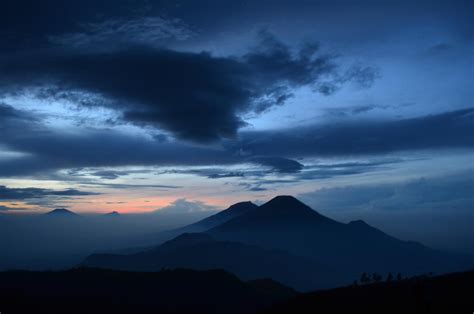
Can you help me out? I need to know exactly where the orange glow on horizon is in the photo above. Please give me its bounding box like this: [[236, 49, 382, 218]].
[[66, 194, 232, 214]]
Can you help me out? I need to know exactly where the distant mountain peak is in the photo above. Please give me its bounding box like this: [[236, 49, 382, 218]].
[[105, 211, 120, 217], [45, 208, 78, 217]]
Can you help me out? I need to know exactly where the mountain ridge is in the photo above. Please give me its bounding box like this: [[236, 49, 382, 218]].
[[45, 208, 79, 217], [82, 195, 474, 291]]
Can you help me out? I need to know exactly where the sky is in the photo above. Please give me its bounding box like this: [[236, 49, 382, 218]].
[[0, 0, 472, 233]]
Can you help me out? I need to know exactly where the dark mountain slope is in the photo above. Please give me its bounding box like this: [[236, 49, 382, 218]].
[[210, 196, 471, 277], [124, 201, 259, 250], [82, 233, 341, 291]]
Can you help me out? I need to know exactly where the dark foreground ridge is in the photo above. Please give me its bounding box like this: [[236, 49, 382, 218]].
[[0, 268, 296, 314], [265, 270, 474, 314], [0, 268, 471, 314]]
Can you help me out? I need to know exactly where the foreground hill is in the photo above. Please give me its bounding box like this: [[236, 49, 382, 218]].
[[0, 268, 296, 314], [264, 270, 474, 314], [82, 233, 343, 290]]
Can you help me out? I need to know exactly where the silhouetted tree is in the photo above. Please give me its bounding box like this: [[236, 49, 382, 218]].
[[386, 272, 393, 282], [396, 273, 403, 281], [360, 272, 370, 284], [372, 273, 382, 283]]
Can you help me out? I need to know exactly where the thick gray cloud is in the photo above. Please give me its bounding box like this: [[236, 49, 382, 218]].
[[0, 38, 369, 142], [0, 105, 473, 177], [0, 0, 153, 51], [0, 185, 99, 200], [234, 108, 474, 157], [300, 171, 474, 213], [250, 156, 303, 173]]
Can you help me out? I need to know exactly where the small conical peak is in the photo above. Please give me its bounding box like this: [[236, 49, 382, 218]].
[[46, 208, 78, 216], [105, 211, 120, 217]]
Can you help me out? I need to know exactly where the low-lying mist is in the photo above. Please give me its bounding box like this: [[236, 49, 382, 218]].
[[0, 210, 214, 271]]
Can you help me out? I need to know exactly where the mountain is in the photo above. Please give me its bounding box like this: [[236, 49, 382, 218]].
[[104, 211, 120, 217], [0, 268, 296, 314], [265, 270, 474, 314], [82, 233, 342, 291], [210, 195, 472, 278], [128, 201, 259, 249], [83, 195, 473, 291], [45, 208, 79, 217], [185, 201, 258, 231]]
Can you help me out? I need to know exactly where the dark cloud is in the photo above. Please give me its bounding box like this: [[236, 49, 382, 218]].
[[250, 156, 303, 173], [234, 108, 474, 157], [425, 43, 453, 56], [0, 0, 152, 51], [0, 107, 472, 178], [297, 159, 404, 180], [0, 109, 239, 176], [79, 183, 181, 190], [88, 169, 154, 180], [300, 171, 474, 212], [50, 16, 194, 48], [90, 170, 125, 180], [323, 104, 389, 118], [0, 32, 375, 142], [0, 103, 37, 129], [0, 185, 99, 201], [207, 172, 245, 179]]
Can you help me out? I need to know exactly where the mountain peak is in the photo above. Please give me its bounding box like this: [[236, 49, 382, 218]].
[[259, 195, 317, 217], [267, 195, 305, 205], [45, 208, 78, 217], [187, 201, 258, 230], [104, 211, 120, 217], [226, 201, 257, 213], [211, 196, 328, 231]]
